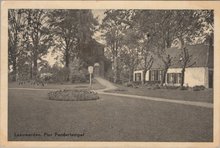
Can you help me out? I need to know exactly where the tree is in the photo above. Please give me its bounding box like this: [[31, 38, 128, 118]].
[[22, 9, 53, 79], [119, 46, 139, 82], [49, 10, 97, 67], [49, 10, 79, 68], [101, 10, 134, 83], [178, 47, 196, 86], [137, 33, 154, 84], [48, 10, 97, 81], [8, 9, 25, 81]]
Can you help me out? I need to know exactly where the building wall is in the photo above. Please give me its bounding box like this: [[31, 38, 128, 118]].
[[167, 68, 182, 73], [135, 67, 209, 88], [145, 70, 149, 81], [184, 67, 208, 87]]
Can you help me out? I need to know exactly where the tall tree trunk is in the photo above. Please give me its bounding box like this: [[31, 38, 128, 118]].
[[113, 40, 119, 83], [33, 57, 38, 79], [12, 57, 17, 81], [128, 70, 131, 83], [65, 47, 70, 81], [165, 31, 171, 48], [113, 56, 118, 83], [161, 67, 168, 86], [129, 67, 134, 83], [181, 67, 185, 87], [65, 51, 69, 68], [30, 60, 33, 80], [11, 41, 18, 81], [142, 56, 147, 84], [143, 70, 147, 84]]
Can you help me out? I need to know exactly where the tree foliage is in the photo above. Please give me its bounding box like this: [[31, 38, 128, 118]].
[[48, 10, 98, 68], [8, 9, 26, 81]]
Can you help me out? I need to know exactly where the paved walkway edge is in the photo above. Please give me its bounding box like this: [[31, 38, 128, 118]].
[[98, 92, 213, 109], [94, 77, 212, 109]]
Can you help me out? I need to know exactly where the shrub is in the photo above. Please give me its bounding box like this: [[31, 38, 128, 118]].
[[164, 85, 179, 90], [144, 81, 160, 86], [48, 89, 99, 101], [152, 84, 161, 90], [105, 68, 114, 82], [133, 81, 142, 85], [49, 67, 70, 83], [71, 72, 87, 83], [178, 86, 188, 90], [124, 82, 134, 87], [70, 68, 88, 83], [192, 85, 205, 91]]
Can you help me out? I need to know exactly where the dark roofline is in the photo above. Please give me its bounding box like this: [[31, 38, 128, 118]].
[[150, 43, 213, 69]]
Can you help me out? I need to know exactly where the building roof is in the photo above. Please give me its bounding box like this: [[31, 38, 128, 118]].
[[151, 44, 213, 69]]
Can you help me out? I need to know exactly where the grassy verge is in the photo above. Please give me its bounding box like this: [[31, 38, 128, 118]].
[[8, 79, 105, 90], [8, 89, 213, 141], [105, 84, 213, 103]]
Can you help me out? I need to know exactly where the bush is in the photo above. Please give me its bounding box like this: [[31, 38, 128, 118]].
[[71, 73, 87, 83], [70, 68, 88, 83], [124, 82, 134, 87], [105, 68, 114, 82], [164, 85, 179, 90], [144, 81, 160, 86], [123, 81, 141, 88], [48, 89, 99, 101], [152, 84, 161, 90], [178, 86, 188, 90], [49, 67, 70, 83], [133, 81, 142, 86], [192, 85, 205, 91]]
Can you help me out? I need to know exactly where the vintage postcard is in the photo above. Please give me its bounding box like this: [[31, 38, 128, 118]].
[[1, 1, 220, 148]]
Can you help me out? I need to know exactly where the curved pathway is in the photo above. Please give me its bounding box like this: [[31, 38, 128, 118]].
[[94, 77, 117, 92], [94, 77, 213, 109]]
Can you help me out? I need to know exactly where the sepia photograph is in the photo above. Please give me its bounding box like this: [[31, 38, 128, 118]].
[[1, 1, 220, 148]]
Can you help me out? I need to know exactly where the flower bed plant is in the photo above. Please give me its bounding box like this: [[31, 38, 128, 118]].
[[48, 89, 99, 101], [192, 85, 205, 91]]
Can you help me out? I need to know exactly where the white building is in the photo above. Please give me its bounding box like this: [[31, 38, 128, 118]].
[[133, 44, 213, 88]]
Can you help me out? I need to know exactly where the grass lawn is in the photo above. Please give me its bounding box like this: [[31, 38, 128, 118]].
[[106, 84, 213, 103], [8, 79, 105, 90], [8, 89, 213, 141]]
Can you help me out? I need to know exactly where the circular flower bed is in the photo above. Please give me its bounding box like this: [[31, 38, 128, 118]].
[[48, 89, 99, 101]]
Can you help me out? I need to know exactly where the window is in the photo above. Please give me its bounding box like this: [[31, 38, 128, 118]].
[[154, 70, 159, 81], [149, 70, 162, 82], [173, 73, 177, 83], [151, 70, 155, 81], [135, 73, 141, 81], [167, 73, 182, 84]]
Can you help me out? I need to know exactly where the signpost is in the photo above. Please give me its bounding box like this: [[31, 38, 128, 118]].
[[88, 66, 93, 89]]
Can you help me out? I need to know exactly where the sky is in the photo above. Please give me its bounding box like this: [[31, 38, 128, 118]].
[[92, 9, 106, 44]]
